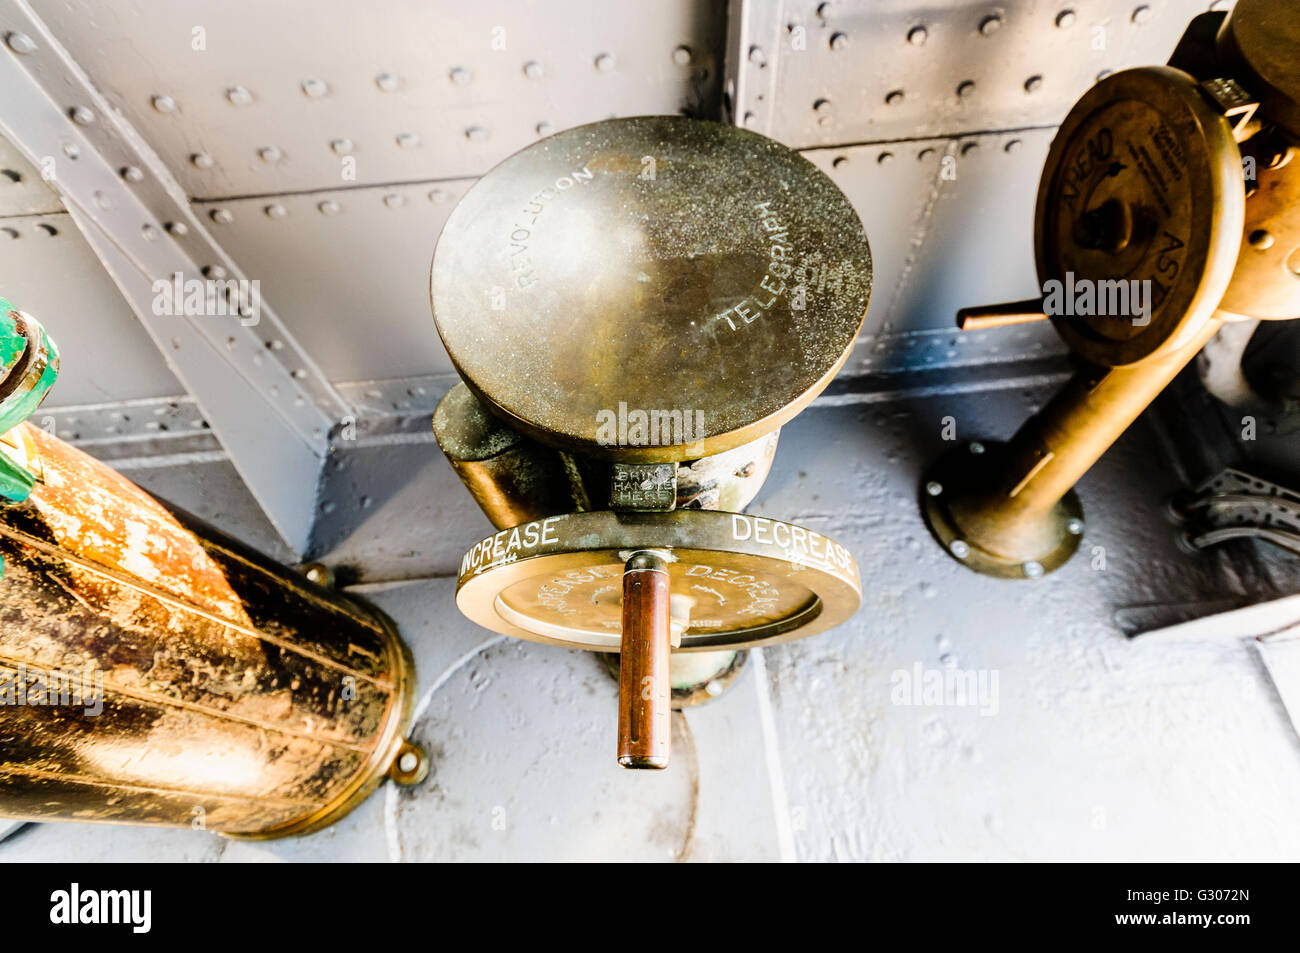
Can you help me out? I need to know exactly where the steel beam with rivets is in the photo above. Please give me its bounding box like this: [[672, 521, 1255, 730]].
[[0, 1, 352, 554]]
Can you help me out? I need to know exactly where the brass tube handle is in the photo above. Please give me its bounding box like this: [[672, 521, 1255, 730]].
[[618, 552, 672, 769], [956, 299, 1049, 331]]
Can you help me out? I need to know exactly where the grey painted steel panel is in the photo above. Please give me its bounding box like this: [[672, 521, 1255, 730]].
[[193, 179, 474, 382], [31, 0, 727, 197], [0, 132, 60, 215], [728, 0, 1231, 148], [0, 210, 184, 404]]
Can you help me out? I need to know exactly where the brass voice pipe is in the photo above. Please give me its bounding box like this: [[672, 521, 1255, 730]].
[[0, 423, 422, 836], [953, 318, 1224, 548], [617, 552, 672, 769]]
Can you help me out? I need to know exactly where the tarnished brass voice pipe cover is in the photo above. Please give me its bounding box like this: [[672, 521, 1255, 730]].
[[0, 424, 419, 837]]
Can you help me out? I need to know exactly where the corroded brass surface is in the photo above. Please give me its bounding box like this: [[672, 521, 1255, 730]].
[[456, 510, 861, 652], [431, 116, 872, 463], [1220, 134, 1300, 321], [435, 378, 780, 527], [1035, 67, 1245, 367], [1218, 0, 1300, 140], [0, 424, 415, 837], [434, 381, 588, 530]]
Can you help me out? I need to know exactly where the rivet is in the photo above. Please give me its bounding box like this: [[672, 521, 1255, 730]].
[[428, 188, 446, 203], [926, 481, 944, 497], [61, 142, 79, 159], [330, 138, 353, 155], [383, 192, 405, 209], [672, 46, 692, 66], [535, 120, 554, 136], [69, 106, 95, 125], [141, 223, 160, 241], [93, 191, 111, 210], [395, 132, 420, 149], [523, 60, 544, 79], [595, 52, 616, 71], [318, 199, 341, 215], [747, 45, 765, 67], [816, 1, 832, 17], [705, 679, 724, 697], [1056, 9, 1077, 28], [1023, 560, 1045, 579], [962, 141, 979, 156], [202, 265, 227, 279], [1, 226, 19, 240], [165, 221, 188, 236], [885, 89, 904, 106], [120, 165, 144, 182], [151, 94, 176, 113], [907, 25, 928, 45], [813, 97, 832, 114], [190, 152, 214, 170], [258, 145, 282, 163], [1005, 138, 1023, 153], [1132, 5, 1152, 24], [918, 147, 935, 160], [5, 32, 36, 54], [1097, 69, 1113, 81], [264, 203, 287, 219], [878, 151, 894, 164], [1025, 75, 1043, 93], [209, 208, 232, 225], [375, 72, 399, 92], [35, 223, 57, 236], [979, 14, 1002, 36], [301, 77, 328, 98], [226, 86, 253, 106], [970, 441, 986, 454], [1249, 229, 1275, 250], [832, 155, 848, 168], [465, 125, 487, 143], [1066, 518, 1085, 535], [745, 111, 759, 127], [957, 80, 976, 98], [829, 32, 848, 51], [1286, 247, 1300, 277], [950, 540, 971, 559]]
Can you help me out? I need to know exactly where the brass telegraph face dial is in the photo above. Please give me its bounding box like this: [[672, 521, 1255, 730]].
[[1035, 67, 1245, 366], [456, 510, 861, 651], [431, 116, 872, 462]]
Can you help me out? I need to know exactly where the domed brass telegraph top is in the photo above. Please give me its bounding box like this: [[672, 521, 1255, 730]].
[[432, 116, 871, 769]]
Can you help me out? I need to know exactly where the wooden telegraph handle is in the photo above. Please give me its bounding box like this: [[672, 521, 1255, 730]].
[[618, 552, 672, 769]]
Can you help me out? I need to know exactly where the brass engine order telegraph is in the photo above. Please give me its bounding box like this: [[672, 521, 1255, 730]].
[[432, 116, 870, 768], [921, 0, 1300, 579]]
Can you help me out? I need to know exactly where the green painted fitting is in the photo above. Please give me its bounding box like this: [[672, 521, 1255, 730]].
[[0, 297, 60, 521], [0, 297, 60, 440]]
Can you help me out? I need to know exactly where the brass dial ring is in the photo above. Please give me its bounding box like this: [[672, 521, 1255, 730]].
[[456, 510, 862, 652]]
